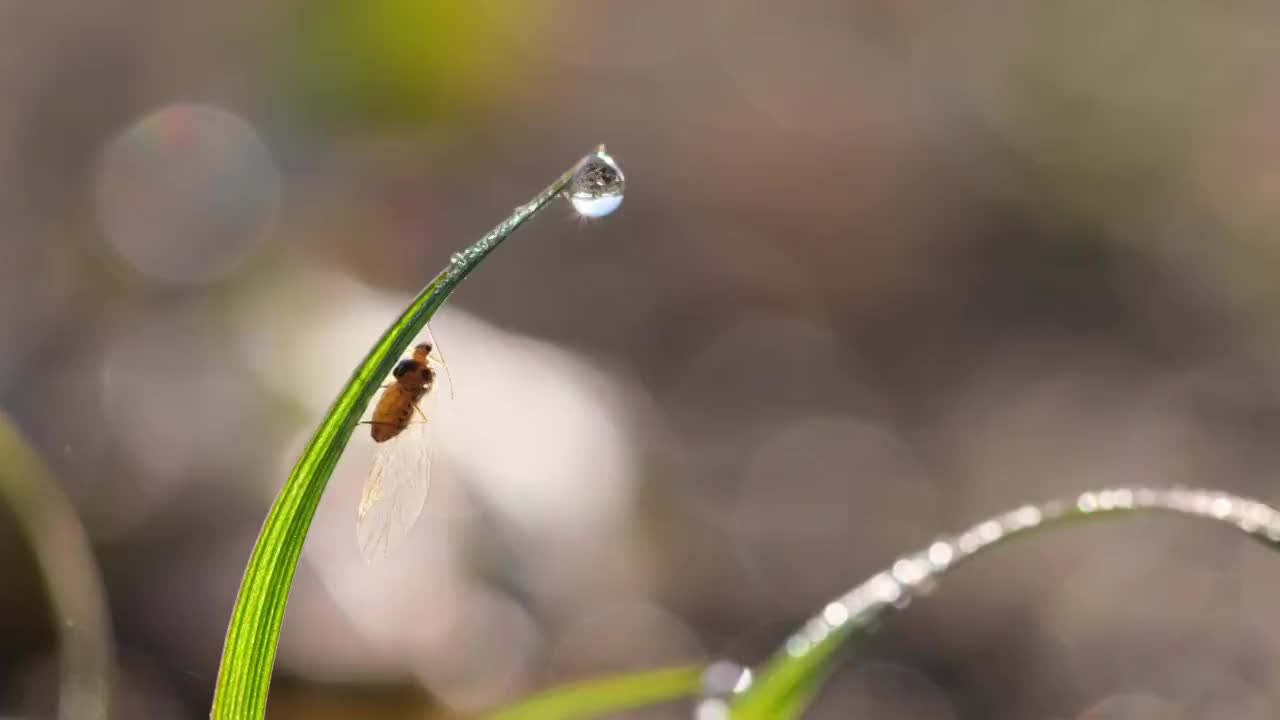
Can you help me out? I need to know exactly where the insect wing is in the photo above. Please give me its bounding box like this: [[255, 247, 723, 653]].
[[356, 402, 433, 561], [423, 324, 456, 401]]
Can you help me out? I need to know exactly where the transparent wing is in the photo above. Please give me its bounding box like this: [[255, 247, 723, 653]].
[[423, 324, 456, 401], [356, 405, 433, 562]]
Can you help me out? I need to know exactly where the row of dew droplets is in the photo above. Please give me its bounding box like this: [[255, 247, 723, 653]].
[[447, 146, 625, 272], [700, 486, 1280, 718]]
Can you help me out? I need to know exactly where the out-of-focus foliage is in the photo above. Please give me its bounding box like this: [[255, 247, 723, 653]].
[[483, 666, 700, 720], [0, 412, 112, 720], [277, 0, 535, 127]]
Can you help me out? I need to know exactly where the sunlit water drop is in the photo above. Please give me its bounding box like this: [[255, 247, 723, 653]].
[[694, 660, 752, 720], [567, 148, 625, 218]]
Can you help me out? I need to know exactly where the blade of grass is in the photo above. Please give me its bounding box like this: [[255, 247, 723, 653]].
[[769, 665, 830, 720], [481, 666, 701, 720], [212, 148, 609, 719], [0, 411, 114, 720], [730, 487, 1280, 719]]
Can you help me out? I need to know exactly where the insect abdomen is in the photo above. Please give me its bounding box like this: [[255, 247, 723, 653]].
[[370, 385, 419, 442]]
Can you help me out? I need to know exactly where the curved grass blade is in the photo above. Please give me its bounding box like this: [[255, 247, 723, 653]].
[[730, 487, 1280, 719], [482, 666, 701, 720], [768, 668, 828, 720], [212, 148, 610, 719], [0, 410, 114, 720]]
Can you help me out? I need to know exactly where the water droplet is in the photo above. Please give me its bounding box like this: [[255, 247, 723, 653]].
[[693, 660, 752, 720], [785, 635, 812, 657], [1077, 492, 1099, 512], [822, 601, 850, 628], [700, 660, 752, 698], [694, 698, 730, 720], [868, 572, 902, 604], [568, 149, 625, 218], [926, 540, 955, 569]]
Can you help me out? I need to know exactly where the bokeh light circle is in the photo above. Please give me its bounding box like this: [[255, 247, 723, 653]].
[[96, 102, 281, 285]]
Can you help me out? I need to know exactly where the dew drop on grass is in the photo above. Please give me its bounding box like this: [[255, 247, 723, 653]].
[[700, 660, 752, 698], [696, 660, 752, 720], [567, 148, 625, 218]]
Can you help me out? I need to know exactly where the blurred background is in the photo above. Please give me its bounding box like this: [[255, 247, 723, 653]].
[[4, 1, 1280, 718]]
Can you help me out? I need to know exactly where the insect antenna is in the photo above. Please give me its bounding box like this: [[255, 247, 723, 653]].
[[423, 324, 456, 400]]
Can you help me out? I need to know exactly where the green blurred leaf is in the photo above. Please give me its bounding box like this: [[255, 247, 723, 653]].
[[482, 666, 701, 720], [0, 412, 113, 720], [279, 0, 537, 127]]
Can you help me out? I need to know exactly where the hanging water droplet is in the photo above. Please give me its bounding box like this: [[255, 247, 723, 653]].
[[568, 148, 625, 218]]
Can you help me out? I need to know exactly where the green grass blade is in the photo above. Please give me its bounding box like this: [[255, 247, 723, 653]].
[[730, 487, 1280, 719], [212, 149, 604, 719], [768, 666, 830, 720], [0, 411, 114, 720], [482, 666, 702, 720]]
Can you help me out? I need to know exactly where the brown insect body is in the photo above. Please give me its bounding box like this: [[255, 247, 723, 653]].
[[369, 343, 435, 443]]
